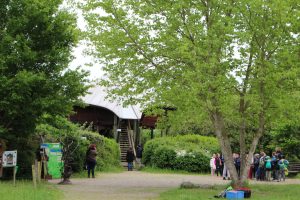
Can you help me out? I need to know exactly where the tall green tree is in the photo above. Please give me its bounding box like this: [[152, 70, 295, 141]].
[[0, 0, 88, 164], [83, 0, 299, 187]]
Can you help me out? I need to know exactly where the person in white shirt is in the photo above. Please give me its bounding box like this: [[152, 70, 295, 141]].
[[210, 154, 216, 176]]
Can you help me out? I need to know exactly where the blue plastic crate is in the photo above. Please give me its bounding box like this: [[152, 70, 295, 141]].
[[226, 191, 244, 200]]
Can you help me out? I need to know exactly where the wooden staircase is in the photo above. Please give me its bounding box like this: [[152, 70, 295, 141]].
[[119, 123, 130, 168]]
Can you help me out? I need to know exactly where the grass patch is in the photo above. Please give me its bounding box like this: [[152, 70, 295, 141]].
[[293, 174, 300, 179], [0, 180, 63, 200], [141, 166, 207, 175], [99, 165, 124, 173], [159, 184, 300, 200]]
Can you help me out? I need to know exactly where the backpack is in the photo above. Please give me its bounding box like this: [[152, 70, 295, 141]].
[[283, 159, 289, 167], [259, 157, 265, 167], [278, 160, 285, 170], [265, 160, 271, 169]]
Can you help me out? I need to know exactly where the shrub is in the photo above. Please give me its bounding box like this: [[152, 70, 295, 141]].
[[81, 131, 120, 170], [36, 118, 120, 175], [143, 134, 219, 173], [152, 146, 176, 169]]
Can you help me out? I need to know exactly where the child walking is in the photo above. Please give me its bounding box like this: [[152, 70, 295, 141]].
[[278, 155, 289, 182]]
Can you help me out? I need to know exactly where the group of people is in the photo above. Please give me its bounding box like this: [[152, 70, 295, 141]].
[[210, 148, 289, 182], [250, 148, 289, 182], [84, 144, 143, 177], [209, 153, 237, 180]]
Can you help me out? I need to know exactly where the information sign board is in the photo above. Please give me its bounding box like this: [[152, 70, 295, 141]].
[[41, 143, 63, 178], [2, 151, 17, 167]]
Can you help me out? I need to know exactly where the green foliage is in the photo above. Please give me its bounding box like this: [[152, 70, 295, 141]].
[[36, 117, 120, 173], [0, 0, 88, 146], [152, 146, 177, 169], [141, 129, 163, 145], [0, 0, 89, 178], [143, 135, 219, 173], [262, 126, 300, 161]]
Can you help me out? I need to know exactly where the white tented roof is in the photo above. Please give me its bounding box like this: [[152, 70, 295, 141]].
[[82, 86, 142, 120]]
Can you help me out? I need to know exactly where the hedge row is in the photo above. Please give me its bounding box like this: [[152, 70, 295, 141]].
[[143, 134, 220, 172]]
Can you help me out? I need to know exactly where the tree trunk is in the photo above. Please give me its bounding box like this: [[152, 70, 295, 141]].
[[212, 110, 266, 188], [239, 94, 247, 185], [212, 111, 239, 184]]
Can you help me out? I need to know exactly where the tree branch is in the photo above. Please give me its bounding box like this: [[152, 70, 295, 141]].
[[111, 5, 160, 69]]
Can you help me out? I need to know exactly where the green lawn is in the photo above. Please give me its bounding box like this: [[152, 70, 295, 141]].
[[159, 184, 300, 200], [0, 181, 63, 200]]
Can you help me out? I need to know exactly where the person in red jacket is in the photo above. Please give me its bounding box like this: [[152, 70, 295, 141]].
[[86, 144, 97, 178]]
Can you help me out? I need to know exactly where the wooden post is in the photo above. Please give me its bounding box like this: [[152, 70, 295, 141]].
[[34, 160, 38, 184], [43, 160, 47, 179], [0, 140, 5, 178], [113, 114, 118, 140], [32, 165, 36, 188], [13, 166, 16, 187], [37, 162, 41, 183], [151, 128, 154, 139]]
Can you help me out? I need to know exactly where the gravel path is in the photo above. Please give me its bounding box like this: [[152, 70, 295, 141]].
[[50, 171, 300, 200]]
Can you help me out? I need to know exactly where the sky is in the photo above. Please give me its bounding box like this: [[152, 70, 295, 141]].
[[67, 1, 104, 82]]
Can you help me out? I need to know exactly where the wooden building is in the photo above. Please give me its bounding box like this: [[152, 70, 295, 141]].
[[70, 86, 141, 163]]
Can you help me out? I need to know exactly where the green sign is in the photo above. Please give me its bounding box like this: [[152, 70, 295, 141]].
[[41, 143, 63, 179]]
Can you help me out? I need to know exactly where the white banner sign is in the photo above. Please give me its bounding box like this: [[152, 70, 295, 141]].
[[2, 151, 17, 167]]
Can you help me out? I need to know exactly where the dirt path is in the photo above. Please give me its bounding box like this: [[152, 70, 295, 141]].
[[50, 171, 300, 200]]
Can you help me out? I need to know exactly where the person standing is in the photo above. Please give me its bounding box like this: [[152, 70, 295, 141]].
[[136, 144, 143, 168], [234, 153, 241, 177], [210, 154, 216, 176], [222, 163, 230, 180], [86, 144, 97, 178], [278, 155, 289, 182], [253, 154, 260, 179], [215, 153, 222, 176], [126, 147, 135, 171], [257, 152, 266, 181], [265, 156, 272, 181], [271, 152, 278, 180]]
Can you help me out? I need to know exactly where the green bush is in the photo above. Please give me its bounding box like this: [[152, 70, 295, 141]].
[[81, 131, 120, 171], [152, 146, 176, 169], [36, 117, 120, 175], [143, 135, 219, 173]]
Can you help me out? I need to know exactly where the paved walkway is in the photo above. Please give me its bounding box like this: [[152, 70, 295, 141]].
[[50, 171, 300, 200]]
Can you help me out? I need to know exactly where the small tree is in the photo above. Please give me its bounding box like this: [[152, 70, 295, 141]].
[[37, 116, 82, 184]]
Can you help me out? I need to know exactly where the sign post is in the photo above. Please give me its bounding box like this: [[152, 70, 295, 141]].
[[0, 139, 4, 178], [2, 150, 17, 186]]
